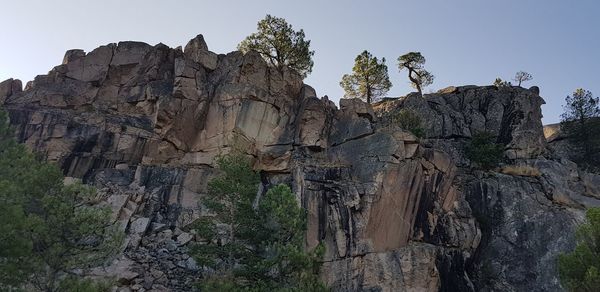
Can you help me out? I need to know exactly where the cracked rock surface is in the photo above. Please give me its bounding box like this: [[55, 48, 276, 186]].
[[2, 35, 599, 291]]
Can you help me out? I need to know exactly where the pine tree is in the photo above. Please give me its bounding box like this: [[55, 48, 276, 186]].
[[560, 88, 600, 171], [397, 52, 434, 95], [340, 50, 392, 103], [238, 15, 315, 78], [0, 109, 121, 291], [192, 153, 261, 286], [192, 153, 326, 291], [0, 110, 35, 288], [558, 207, 600, 291]]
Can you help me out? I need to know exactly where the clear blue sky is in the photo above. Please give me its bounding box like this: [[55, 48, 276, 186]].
[[1, 0, 599, 124]]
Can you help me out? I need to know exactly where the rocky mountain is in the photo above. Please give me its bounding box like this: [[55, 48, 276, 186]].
[[2, 34, 599, 292]]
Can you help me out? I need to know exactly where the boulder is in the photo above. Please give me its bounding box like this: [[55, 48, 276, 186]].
[[184, 34, 218, 70], [62, 49, 85, 64], [0, 78, 22, 103]]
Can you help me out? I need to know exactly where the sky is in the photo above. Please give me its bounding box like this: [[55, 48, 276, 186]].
[[1, 0, 599, 124]]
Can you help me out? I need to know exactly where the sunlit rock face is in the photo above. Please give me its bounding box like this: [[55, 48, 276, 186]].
[[2, 35, 598, 291]]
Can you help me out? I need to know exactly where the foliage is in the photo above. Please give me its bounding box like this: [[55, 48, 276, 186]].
[[238, 14, 315, 78], [57, 276, 112, 292], [560, 88, 600, 171], [192, 153, 260, 273], [558, 207, 600, 292], [466, 132, 504, 170], [513, 71, 533, 86], [0, 109, 121, 292], [493, 77, 511, 87], [397, 52, 434, 95], [0, 111, 34, 289], [392, 109, 425, 138], [253, 185, 326, 291], [339, 50, 392, 104], [192, 153, 327, 291], [29, 183, 122, 292]]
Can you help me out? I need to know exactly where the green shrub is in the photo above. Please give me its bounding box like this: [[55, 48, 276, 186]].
[[466, 132, 504, 169], [393, 109, 425, 138], [493, 77, 511, 87], [0, 109, 122, 291], [58, 276, 113, 292], [192, 153, 327, 291], [558, 207, 600, 292]]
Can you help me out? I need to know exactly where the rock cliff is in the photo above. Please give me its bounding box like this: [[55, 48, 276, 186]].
[[2, 35, 599, 291]]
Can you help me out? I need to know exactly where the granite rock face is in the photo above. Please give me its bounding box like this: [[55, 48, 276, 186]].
[[2, 35, 599, 291]]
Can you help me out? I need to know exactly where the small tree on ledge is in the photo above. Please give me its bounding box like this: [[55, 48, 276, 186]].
[[513, 71, 533, 87]]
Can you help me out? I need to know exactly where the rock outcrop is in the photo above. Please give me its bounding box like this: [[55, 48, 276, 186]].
[[2, 35, 599, 291]]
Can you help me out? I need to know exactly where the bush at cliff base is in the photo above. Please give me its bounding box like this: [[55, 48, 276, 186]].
[[558, 207, 600, 291], [191, 153, 327, 291], [0, 109, 121, 292]]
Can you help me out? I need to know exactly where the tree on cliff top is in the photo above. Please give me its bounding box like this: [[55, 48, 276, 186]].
[[560, 88, 600, 171], [192, 153, 326, 291], [238, 15, 315, 78], [0, 109, 121, 292], [513, 71, 533, 87], [397, 52, 434, 95], [558, 207, 600, 292], [340, 50, 392, 104]]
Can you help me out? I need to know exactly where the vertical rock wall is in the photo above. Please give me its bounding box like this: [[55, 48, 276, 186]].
[[2, 36, 599, 291]]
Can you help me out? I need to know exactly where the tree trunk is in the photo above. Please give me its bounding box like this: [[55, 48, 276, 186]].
[[365, 76, 371, 104], [408, 70, 422, 95], [46, 269, 57, 292]]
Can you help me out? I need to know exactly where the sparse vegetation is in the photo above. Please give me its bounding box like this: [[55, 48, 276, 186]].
[[466, 132, 504, 170], [558, 207, 600, 292], [340, 50, 392, 104], [500, 165, 541, 177], [494, 77, 511, 87], [397, 52, 434, 95], [58, 276, 113, 292], [393, 109, 425, 138], [238, 15, 315, 78]]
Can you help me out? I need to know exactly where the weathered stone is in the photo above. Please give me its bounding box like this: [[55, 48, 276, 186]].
[[0, 78, 22, 103], [184, 34, 218, 70], [3, 35, 598, 292], [62, 49, 86, 64], [130, 217, 150, 234], [65, 44, 113, 82], [176, 232, 193, 246]]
